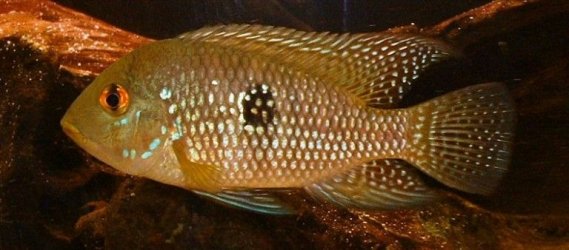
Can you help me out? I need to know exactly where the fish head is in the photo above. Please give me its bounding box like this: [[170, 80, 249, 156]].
[[61, 46, 181, 183]]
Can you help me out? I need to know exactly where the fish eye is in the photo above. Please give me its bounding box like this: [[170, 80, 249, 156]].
[[99, 83, 129, 115]]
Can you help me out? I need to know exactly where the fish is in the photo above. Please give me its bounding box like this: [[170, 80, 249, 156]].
[[60, 24, 515, 214]]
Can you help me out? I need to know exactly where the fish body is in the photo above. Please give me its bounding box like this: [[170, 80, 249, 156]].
[[61, 25, 515, 214]]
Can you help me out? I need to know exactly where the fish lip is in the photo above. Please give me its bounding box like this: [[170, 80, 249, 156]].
[[60, 117, 117, 169], [61, 117, 90, 147], [61, 118, 81, 139]]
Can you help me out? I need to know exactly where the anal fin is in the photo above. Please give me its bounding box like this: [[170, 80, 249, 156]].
[[305, 159, 437, 210], [193, 189, 295, 215]]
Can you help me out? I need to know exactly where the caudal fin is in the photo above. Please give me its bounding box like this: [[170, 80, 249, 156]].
[[404, 82, 515, 195]]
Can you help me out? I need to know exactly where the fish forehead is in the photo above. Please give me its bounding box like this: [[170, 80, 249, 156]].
[[153, 43, 409, 188]]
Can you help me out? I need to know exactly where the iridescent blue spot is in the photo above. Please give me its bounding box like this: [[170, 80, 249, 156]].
[[141, 151, 152, 159], [168, 104, 177, 114], [161, 125, 168, 135], [119, 118, 129, 125], [135, 110, 141, 119], [122, 149, 129, 158], [160, 87, 172, 100], [171, 131, 182, 141], [130, 149, 136, 160], [149, 138, 161, 151], [174, 117, 183, 131]]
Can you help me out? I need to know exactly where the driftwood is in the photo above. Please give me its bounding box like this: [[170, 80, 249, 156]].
[[1, 0, 569, 249]]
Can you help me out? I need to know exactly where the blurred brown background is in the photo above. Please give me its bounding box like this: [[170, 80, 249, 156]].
[[1, 0, 569, 249]]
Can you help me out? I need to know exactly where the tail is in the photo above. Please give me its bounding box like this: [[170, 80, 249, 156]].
[[404, 82, 515, 195]]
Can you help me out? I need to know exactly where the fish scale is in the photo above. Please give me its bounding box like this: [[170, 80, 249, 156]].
[[61, 24, 515, 214], [161, 45, 408, 188]]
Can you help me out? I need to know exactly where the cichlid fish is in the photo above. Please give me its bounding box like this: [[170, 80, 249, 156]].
[[61, 25, 515, 214]]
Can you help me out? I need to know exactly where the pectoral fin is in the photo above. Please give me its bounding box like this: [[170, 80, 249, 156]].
[[193, 189, 295, 215], [172, 140, 221, 193], [305, 159, 437, 210]]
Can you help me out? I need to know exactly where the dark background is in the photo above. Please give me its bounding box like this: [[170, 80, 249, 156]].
[[2, 0, 569, 249], [54, 0, 490, 38]]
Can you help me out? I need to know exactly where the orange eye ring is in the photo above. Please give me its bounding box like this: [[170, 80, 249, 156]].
[[99, 83, 129, 115]]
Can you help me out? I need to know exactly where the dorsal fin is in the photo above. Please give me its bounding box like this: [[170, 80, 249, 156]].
[[179, 24, 459, 108]]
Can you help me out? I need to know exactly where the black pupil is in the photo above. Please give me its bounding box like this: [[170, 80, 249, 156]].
[[106, 92, 120, 109]]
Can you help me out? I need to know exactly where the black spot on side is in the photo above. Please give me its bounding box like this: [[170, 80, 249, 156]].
[[242, 84, 276, 128]]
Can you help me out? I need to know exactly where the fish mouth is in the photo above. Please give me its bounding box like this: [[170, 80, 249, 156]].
[[61, 118, 82, 140], [60, 117, 117, 169], [62, 120, 78, 137], [60, 117, 91, 149]]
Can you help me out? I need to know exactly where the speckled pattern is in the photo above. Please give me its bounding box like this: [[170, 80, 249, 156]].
[[140, 24, 460, 190], [61, 25, 514, 209], [159, 41, 408, 188], [405, 83, 514, 194]]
